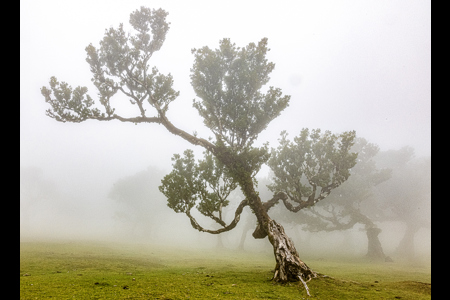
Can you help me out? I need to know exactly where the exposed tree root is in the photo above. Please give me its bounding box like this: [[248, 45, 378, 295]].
[[298, 275, 311, 296]]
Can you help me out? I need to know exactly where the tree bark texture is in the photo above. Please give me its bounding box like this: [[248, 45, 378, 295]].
[[236, 178, 317, 291], [267, 219, 317, 283]]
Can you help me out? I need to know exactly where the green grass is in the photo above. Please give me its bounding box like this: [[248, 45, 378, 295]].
[[20, 240, 430, 299]]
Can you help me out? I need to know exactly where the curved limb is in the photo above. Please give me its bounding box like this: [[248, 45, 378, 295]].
[[280, 185, 334, 213], [185, 199, 249, 234]]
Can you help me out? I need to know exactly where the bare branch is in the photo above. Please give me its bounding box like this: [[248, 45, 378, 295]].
[[147, 94, 217, 153], [262, 192, 288, 212]]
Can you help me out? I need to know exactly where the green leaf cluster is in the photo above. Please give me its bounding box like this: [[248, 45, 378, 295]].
[[85, 7, 178, 115], [290, 138, 393, 233], [41, 77, 101, 122], [42, 7, 179, 122], [268, 129, 357, 204], [159, 150, 238, 224], [190, 38, 290, 149]]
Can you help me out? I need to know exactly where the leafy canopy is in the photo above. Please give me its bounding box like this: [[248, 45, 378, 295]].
[[267, 129, 358, 212], [159, 150, 237, 223], [290, 138, 392, 232], [191, 38, 290, 150], [41, 7, 178, 123], [40, 6, 358, 240]]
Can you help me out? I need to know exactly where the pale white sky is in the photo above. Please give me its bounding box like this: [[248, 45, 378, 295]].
[[20, 0, 430, 202]]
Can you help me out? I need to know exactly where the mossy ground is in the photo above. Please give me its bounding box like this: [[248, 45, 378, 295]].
[[20, 241, 430, 299]]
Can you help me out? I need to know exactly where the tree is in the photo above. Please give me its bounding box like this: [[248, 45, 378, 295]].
[[108, 166, 169, 239], [20, 167, 60, 233], [20, 167, 85, 238], [373, 147, 431, 259], [266, 129, 358, 214], [159, 150, 238, 232], [282, 138, 392, 260], [41, 7, 357, 294]]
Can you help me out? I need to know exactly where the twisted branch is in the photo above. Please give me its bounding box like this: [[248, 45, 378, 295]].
[[185, 199, 248, 234]]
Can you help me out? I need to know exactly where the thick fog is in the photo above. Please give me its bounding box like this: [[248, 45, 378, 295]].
[[20, 0, 430, 260]]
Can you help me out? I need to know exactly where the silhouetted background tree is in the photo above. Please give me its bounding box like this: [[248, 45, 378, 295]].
[[285, 138, 392, 260], [372, 147, 431, 259]]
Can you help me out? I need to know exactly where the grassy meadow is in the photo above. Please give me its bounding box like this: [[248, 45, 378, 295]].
[[20, 240, 430, 299]]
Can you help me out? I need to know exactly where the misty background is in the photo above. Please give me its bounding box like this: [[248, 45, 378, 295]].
[[20, 0, 430, 259]]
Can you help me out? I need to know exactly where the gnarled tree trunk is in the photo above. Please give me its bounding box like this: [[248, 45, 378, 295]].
[[365, 227, 385, 260], [353, 211, 387, 261], [395, 222, 420, 259], [216, 149, 318, 295], [267, 219, 317, 283], [244, 188, 317, 295]]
